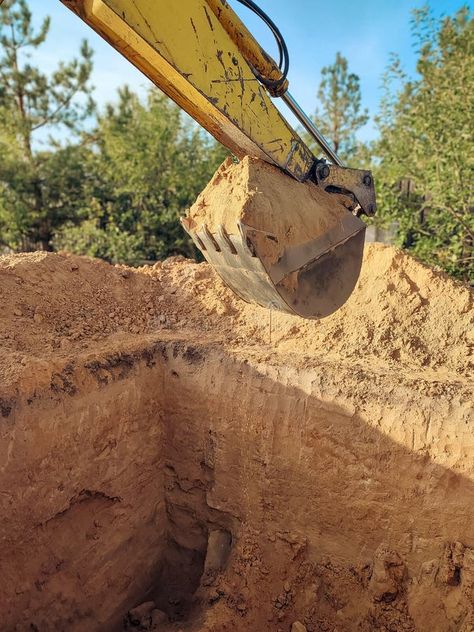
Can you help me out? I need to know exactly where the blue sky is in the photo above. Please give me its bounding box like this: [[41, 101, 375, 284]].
[[30, 0, 468, 143]]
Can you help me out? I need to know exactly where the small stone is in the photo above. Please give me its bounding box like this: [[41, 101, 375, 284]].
[[33, 311, 43, 324], [291, 622, 307, 632], [208, 589, 221, 604], [150, 608, 167, 625], [277, 593, 286, 604], [368, 544, 405, 602], [13, 309, 21, 317], [128, 601, 156, 626], [284, 581, 291, 592], [204, 529, 232, 573], [60, 338, 71, 350], [70, 263, 79, 271], [120, 269, 130, 279]]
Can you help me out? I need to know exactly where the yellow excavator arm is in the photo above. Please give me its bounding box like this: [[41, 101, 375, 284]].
[[13, 0, 378, 318], [61, 1, 374, 200], [61, 0, 310, 180]]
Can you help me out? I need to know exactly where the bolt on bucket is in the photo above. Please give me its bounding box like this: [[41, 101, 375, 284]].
[[181, 156, 366, 319]]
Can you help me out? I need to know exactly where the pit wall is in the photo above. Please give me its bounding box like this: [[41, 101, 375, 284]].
[[0, 342, 168, 631], [1, 336, 473, 631]]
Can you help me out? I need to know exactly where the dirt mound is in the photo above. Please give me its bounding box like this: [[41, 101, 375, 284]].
[[1, 243, 472, 380], [0, 244, 473, 632], [0, 251, 160, 388]]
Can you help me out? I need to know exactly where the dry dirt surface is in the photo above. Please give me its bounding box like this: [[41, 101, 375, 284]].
[[0, 243, 473, 632]]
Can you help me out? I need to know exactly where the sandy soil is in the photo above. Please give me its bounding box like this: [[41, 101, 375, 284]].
[[0, 243, 473, 631]]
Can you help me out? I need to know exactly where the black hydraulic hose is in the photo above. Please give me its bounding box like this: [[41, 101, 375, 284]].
[[235, 0, 289, 93], [234, 0, 343, 165]]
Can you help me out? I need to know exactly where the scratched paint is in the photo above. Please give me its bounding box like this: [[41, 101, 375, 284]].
[[60, 0, 315, 181]]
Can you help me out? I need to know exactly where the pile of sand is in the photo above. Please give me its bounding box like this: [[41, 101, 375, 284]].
[[1, 242, 471, 383], [0, 243, 473, 632]]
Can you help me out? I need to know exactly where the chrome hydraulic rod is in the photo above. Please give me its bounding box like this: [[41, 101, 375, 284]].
[[281, 92, 345, 167]]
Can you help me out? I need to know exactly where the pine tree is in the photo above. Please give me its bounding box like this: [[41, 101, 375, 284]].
[[306, 52, 369, 163], [0, 0, 94, 250]]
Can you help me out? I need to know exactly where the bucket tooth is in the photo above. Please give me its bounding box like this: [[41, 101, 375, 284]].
[[218, 225, 237, 255], [203, 225, 221, 252]]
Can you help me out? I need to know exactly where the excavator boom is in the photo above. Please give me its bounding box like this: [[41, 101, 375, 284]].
[[51, 1, 376, 317], [62, 0, 316, 179]]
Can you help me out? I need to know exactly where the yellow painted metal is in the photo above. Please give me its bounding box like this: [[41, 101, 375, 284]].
[[61, 0, 314, 181], [205, 0, 288, 94]]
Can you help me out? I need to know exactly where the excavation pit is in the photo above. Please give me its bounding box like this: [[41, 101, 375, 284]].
[[0, 244, 473, 631]]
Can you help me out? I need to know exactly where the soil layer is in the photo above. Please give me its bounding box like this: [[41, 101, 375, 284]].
[[0, 244, 473, 632]]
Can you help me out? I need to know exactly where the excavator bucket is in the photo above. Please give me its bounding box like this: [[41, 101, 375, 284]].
[[182, 157, 366, 319]]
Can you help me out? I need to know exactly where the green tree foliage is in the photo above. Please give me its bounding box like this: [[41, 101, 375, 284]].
[[0, 0, 227, 264], [52, 88, 228, 264], [53, 218, 144, 265], [0, 0, 94, 250], [374, 6, 473, 281], [305, 52, 369, 163]]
